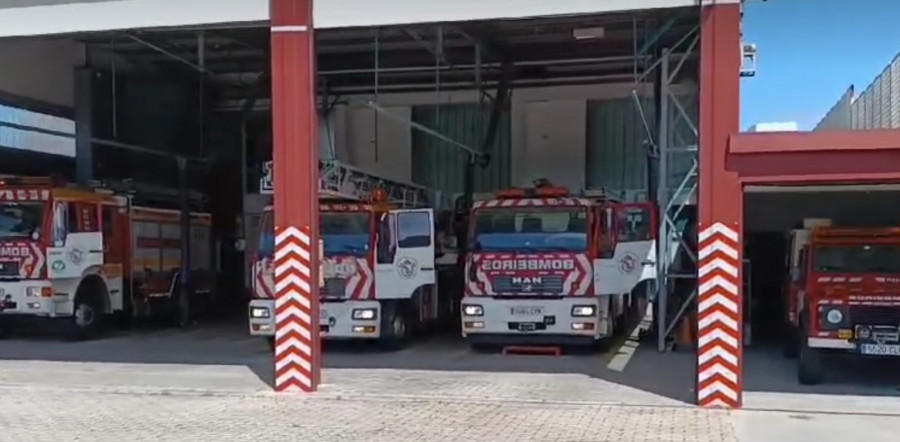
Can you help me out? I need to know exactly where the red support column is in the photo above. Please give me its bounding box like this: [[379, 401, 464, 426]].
[[696, 0, 743, 409], [270, 0, 321, 392]]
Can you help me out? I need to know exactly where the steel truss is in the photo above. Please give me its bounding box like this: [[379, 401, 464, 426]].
[[630, 23, 700, 352]]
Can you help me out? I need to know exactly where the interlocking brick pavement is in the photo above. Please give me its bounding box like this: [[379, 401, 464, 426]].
[[0, 359, 738, 442], [5, 324, 897, 441], [0, 382, 737, 442]]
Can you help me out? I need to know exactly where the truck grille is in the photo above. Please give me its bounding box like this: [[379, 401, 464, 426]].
[[850, 305, 900, 326], [321, 278, 348, 299], [0, 261, 19, 277], [492, 275, 565, 293]]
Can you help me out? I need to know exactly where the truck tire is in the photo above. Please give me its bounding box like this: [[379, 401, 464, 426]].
[[379, 302, 410, 350], [797, 327, 824, 385], [71, 295, 104, 341], [70, 278, 108, 341]]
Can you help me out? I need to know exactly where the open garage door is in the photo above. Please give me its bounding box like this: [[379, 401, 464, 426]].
[[0, 0, 727, 428], [743, 184, 900, 392]]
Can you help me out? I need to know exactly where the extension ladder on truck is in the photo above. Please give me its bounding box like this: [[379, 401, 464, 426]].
[[259, 159, 433, 208]]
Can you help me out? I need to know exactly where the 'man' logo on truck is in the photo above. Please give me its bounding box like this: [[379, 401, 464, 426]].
[[511, 276, 543, 285], [482, 259, 574, 271], [0, 247, 29, 257]]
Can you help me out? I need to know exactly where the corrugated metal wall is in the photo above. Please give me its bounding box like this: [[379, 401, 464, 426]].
[[815, 53, 900, 131], [586, 97, 647, 191], [813, 86, 854, 131], [586, 94, 697, 195], [410, 103, 511, 193]]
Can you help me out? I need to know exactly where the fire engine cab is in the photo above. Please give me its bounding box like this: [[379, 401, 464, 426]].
[[460, 182, 657, 348], [784, 219, 900, 385], [0, 176, 213, 340], [248, 160, 444, 347]]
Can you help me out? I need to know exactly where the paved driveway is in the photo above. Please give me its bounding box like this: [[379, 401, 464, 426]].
[[1, 322, 898, 441]]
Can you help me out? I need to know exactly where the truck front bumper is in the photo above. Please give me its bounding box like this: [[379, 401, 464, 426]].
[[248, 299, 276, 337], [0, 280, 64, 319], [460, 296, 611, 344], [248, 299, 383, 340]]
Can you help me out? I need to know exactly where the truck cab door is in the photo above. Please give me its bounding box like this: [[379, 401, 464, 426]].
[[374, 208, 436, 300], [47, 200, 105, 279], [593, 203, 656, 295]]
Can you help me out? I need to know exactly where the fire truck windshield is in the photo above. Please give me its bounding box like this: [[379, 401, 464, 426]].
[[471, 207, 587, 253], [813, 243, 900, 274], [256, 211, 370, 259], [0, 202, 43, 239], [321, 212, 370, 257]]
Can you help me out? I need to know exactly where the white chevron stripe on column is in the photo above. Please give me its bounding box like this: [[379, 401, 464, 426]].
[[273, 225, 318, 392], [696, 222, 742, 409]]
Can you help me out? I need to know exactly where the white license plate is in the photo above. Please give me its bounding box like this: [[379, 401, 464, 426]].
[[859, 343, 900, 356], [511, 306, 543, 316]]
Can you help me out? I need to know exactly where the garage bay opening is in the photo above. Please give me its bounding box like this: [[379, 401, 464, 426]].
[[743, 184, 900, 390]]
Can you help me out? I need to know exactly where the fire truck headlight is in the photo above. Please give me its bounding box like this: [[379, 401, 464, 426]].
[[571, 305, 596, 317], [825, 308, 843, 325], [462, 304, 483, 316], [250, 307, 270, 319], [352, 308, 377, 320], [856, 325, 872, 340]]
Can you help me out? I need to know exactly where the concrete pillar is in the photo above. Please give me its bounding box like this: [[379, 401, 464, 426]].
[[696, 0, 743, 409], [269, 0, 322, 393]]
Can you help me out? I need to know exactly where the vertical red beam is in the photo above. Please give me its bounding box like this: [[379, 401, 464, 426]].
[[696, 1, 743, 409], [270, 0, 321, 392]]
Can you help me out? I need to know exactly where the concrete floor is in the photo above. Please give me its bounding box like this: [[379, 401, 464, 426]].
[[1, 321, 898, 441]]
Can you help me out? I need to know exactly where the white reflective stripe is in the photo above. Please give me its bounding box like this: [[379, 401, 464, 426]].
[[807, 338, 854, 349], [272, 25, 309, 32]]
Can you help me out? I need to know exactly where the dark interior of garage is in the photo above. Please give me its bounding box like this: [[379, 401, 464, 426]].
[[743, 187, 900, 345], [0, 8, 698, 328]]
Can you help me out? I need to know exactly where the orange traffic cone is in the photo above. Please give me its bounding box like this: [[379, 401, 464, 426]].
[[675, 316, 694, 351]]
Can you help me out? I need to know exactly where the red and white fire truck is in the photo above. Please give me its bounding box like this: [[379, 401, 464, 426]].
[[0, 176, 213, 339], [460, 183, 657, 348], [784, 219, 900, 385], [248, 160, 445, 346]]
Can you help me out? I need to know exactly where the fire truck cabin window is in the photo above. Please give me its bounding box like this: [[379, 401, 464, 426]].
[[101, 206, 115, 237], [257, 211, 274, 258], [0, 202, 43, 239], [472, 208, 587, 252], [397, 211, 432, 248], [813, 244, 900, 273], [321, 212, 370, 257], [617, 206, 652, 242]]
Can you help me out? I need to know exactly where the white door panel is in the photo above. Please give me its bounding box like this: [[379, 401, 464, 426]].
[[594, 241, 655, 295], [47, 232, 104, 279], [375, 209, 435, 300]]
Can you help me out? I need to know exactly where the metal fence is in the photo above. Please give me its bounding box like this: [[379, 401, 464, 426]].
[[814, 52, 900, 131]]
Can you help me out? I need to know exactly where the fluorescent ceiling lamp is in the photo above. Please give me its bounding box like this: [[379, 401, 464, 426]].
[[572, 27, 605, 40]]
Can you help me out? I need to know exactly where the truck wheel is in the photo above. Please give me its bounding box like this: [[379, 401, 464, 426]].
[[71, 294, 104, 341], [797, 328, 824, 385], [379, 303, 410, 350]]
